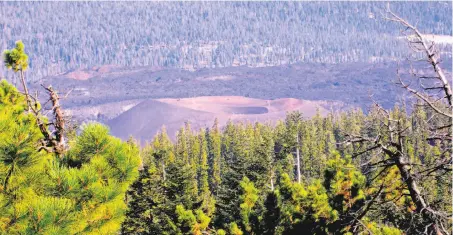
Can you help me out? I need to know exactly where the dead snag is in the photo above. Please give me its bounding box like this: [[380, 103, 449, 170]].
[[28, 85, 67, 156], [43, 85, 66, 155]]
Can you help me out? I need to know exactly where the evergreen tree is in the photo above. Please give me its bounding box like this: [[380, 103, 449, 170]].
[[214, 151, 246, 229], [3, 41, 30, 105], [198, 129, 215, 217], [121, 166, 164, 234], [0, 80, 141, 234], [239, 177, 259, 233], [248, 123, 274, 190], [208, 118, 222, 195], [273, 120, 295, 183], [119, 105, 448, 234], [151, 127, 174, 181], [175, 205, 212, 235], [261, 191, 281, 235]]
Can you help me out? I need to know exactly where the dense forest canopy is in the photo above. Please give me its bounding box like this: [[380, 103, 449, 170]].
[[1, 74, 451, 233], [0, 3, 452, 235], [121, 107, 451, 234], [0, 1, 451, 80]]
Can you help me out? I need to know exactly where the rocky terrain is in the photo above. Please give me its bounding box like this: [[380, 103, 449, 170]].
[[36, 62, 406, 109], [29, 60, 451, 141]]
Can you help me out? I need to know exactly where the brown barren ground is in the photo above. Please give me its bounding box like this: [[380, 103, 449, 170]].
[[108, 96, 341, 143]]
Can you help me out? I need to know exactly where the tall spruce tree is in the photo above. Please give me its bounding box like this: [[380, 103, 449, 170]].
[[121, 165, 164, 234], [208, 118, 222, 195], [198, 129, 215, 216]]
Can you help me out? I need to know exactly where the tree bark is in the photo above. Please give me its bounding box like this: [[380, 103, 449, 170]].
[[383, 145, 444, 235], [19, 70, 31, 110], [3, 164, 14, 192], [47, 86, 65, 155]]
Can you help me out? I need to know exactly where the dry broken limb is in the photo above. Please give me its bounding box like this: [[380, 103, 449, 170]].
[[341, 102, 450, 234], [13, 78, 68, 156], [41, 85, 67, 155], [383, 4, 452, 120], [396, 67, 452, 119], [4, 41, 69, 156], [21, 84, 68, 156], [337, 6, 452, 235], [382, 105, 451, 235]]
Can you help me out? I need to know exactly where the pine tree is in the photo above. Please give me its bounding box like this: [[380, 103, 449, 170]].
[[121, 165, 164, 234], [152, 127, 174, 181], [261, 191, 281, 235], [165, 160, 198, 211], [248, 123, 274, 190], [198, 129, 215, 216], [273, 120, 295, 183], [0, 80, 141, 234], [214, 151, 246, 229], [3, 41, 30, 107], [208, 118, 222, 195], [0, 81, 43, 193], [239, 177, 259, 233], [198, 130, 209, 196], [176, 127, 189, 164], [175, 205, 212, 235]]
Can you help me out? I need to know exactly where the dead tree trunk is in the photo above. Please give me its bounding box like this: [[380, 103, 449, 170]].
[[383, 144, 443, 235], [44, 86, 66, 155], [26, 85, 67, 156], [379, 7, 452, 234]]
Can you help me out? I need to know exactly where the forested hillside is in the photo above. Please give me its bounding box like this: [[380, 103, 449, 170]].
[[0, 3, 452, 235], [0, 2, 451, 80], [1, 74, 451, 233], [121, 106, 451, 234]]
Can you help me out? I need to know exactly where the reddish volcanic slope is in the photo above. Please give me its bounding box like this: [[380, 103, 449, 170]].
[[108, 96, 341, 143]]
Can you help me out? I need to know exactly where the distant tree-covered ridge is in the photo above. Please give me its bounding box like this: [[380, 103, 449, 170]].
[[0, 6, 452, 234], [121, 16, 453, 232], [0, 2, 451, 80]]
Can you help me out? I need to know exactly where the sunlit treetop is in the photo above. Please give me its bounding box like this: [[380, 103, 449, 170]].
[[3, 40, 28, 72]]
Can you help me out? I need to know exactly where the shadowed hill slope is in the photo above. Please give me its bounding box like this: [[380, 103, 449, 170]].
[[107, 96, 340, 143], [107, 100, 213, 142]]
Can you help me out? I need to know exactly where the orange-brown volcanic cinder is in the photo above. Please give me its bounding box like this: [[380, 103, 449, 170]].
[[108, 96, 340, 143]]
